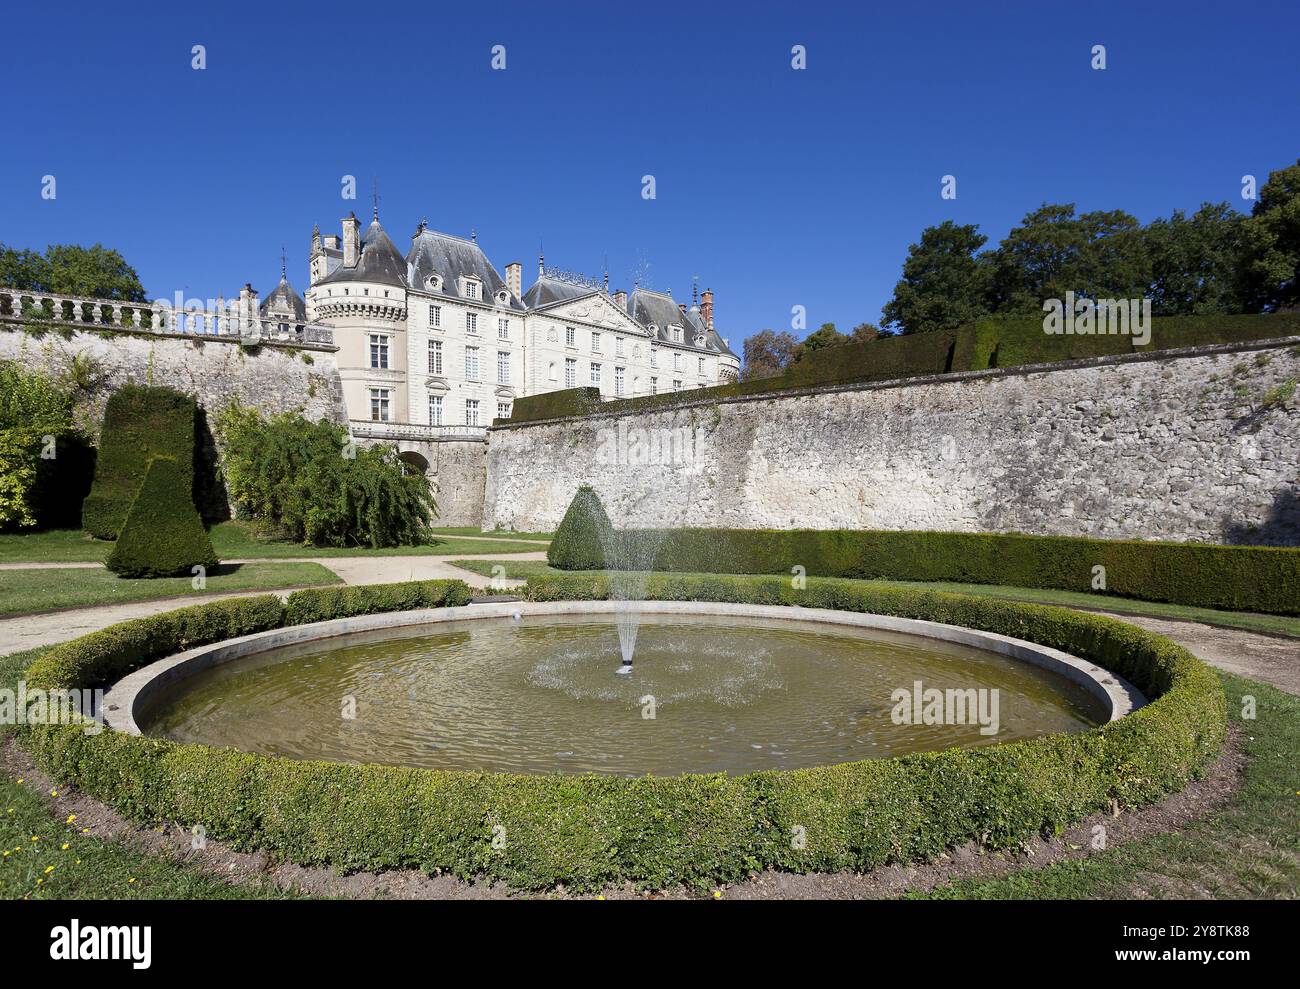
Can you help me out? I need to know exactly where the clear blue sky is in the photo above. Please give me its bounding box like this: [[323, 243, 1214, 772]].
[[2, 0, 1297, 347]]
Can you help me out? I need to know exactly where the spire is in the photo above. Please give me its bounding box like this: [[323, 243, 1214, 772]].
[[692, 276, 699, 306], [538, 240, 545, 279], [371, 179, 380, 221], [280, 245, 287, 280]]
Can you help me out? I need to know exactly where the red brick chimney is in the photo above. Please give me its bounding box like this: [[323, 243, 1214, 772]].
[[700, 288, 714, 330], [505, 262, 522, 299]]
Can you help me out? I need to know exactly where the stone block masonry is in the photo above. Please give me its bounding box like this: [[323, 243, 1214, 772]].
[[483, 338, 1300, 545], [0, 327, 347, 432]]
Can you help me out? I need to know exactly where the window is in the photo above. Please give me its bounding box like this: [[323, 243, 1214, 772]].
[[464, 281, 478, 300], [498, 318, 509, 340], [497, 350, 510, 385], [428, 395, 443, 426], [673, 352, 682, 371], [369, 334, 389, 369], [466, 399, 480, 425], [548, 362, 557, 382], [497, 401, 511, 420], [427, 339, 443, 375], [428, 304, 441, 329], [466, 312, 478, 334], [591, 331, 601, 353], [465, 346, 480, 381], [616, 337, 625, 357], [699, 357, 705, 375], [614, 366, 625, 396], [672, 379, 682, 392], [650, 376, 658, 395], [650, 348, 658, 368], [672, 327, 683, 343], [564, 358, 577, 387], [369, 388, 390, 421], [590, 362, 602, 387], [565, 326, 576, 347]]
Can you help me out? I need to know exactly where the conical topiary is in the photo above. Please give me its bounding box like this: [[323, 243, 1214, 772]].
[[106, 456, 219, 578], [547, 485, 612, 570]]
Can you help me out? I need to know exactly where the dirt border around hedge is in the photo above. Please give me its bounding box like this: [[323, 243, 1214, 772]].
[[3, 724, 1245, 900]]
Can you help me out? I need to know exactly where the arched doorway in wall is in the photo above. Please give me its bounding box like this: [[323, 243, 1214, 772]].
[[397, 450, 431, 477]]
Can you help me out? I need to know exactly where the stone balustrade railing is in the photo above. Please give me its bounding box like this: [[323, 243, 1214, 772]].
[[348, 419, 488, 442], [0, 288, 334, 347]]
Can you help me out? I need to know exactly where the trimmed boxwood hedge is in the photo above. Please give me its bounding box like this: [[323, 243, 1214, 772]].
[[82, 384, 199, 539], [547, 526, 1300, 617], [105, 457, 218, 578], [546, 484, 611, 570], [21, 573, 1225, 892], [499, 313, 1300, 424]]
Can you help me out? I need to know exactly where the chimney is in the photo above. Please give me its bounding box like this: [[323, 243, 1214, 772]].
[[678, 303, 687, 317], [700, 288, 714, 330], [505, 262, 522, 299], [613, 289, 627, 311], [324, 235, 340, 250], [342, 212, 360, 268]]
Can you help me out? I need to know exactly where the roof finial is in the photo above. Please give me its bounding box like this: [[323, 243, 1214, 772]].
[[371, 178, 380, 221], [281, 245, 287, 280], [692, 275, 699, 306], [538, 239, 545, 278], [471, 228, 477, 244]]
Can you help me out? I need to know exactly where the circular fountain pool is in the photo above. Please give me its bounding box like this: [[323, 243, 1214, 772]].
[[132, 607, 1114, 776]]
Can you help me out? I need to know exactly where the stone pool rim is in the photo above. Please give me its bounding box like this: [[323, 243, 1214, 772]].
[[105, 599, 1146, 742]]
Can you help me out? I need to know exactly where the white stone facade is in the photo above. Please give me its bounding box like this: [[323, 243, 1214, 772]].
[[303, 212, 740, 428]]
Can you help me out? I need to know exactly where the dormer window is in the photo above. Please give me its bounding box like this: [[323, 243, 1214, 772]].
[[496, 290, 508, 304], [463, 278, 480, 300], [671, 326, 683, 343], [426, 274, 443, 291]]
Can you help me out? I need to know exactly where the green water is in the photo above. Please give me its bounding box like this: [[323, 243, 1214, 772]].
[[143, 614, 1107, 776]]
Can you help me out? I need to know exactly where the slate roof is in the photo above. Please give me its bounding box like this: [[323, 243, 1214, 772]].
[[521, 276, 603, 309], [627, 288, 734, 356], [259, 274, 307, 321], [408, 228, 526, 311], [317, 217, 409, 289]]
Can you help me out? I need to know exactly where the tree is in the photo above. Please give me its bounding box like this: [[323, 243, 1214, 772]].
[[741, 329, 800, 380], [105, 457, 218, 578], [849, 322, 885, 342], [989, 204, 1149, 313], [547, 485, 612, 570], [0, 243, 146, 301], [1237, 159, 1300, 311], [216, 406, 438, 548], [0, 362, 77, 530], [795, 322, 849, 362], [882, 221, 993, 334], [1144, 202, 1246, 315]]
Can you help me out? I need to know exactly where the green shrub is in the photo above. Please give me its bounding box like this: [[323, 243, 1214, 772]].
[[502, 387, 601, 425], [547, 485, 612, 570], [216, 406, 437, 548], [21, 573, 1224, 891], [284, 579, 472, 625], [492, 313, 1300, 424], [82, 384, 197, 539], [546, 526, 1300, 616], [0, 361, 91, 530], [105, 456, 218, 578]]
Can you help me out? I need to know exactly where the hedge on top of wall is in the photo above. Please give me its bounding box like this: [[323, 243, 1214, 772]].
[[21, 573, 1225, 891], [546, 525, 1300, 616], [497, 313, 1300, 425], [81, 384, 199, 539]]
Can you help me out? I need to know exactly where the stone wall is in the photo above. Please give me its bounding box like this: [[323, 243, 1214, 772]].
[[0, 327, 346, 433], [379, 438, 486, 528], [483, 338, 1300, 545]]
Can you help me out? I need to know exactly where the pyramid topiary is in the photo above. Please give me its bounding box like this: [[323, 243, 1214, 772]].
[[83, 384, 197, 539], [546, 485, 612, 570], [106, 456, 218, 578]]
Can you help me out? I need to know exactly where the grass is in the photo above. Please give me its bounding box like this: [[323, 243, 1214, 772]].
[[448, 559, 1300, 639], [428, 526, 552, 542], [915, 672, 1300, 899], [0, 562, 340, 617], [0, 523, 548, 565], [0, 647, 295, 899]]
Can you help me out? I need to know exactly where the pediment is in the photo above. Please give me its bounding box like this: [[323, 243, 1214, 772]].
[[543, 294, 647, 334]]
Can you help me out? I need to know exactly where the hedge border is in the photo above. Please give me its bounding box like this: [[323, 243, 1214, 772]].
[[21, 574, 1225, 892], [499, 313, 1300, 425], [548, 526, 1300, 617]]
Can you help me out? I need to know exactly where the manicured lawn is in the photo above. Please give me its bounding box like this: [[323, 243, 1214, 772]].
[[428, 526, 552, 542], [916, 672, 1299, 899], [0, 523, 548, 565], [0, 562, 340, 617], [449, 559, 1300, 639]]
